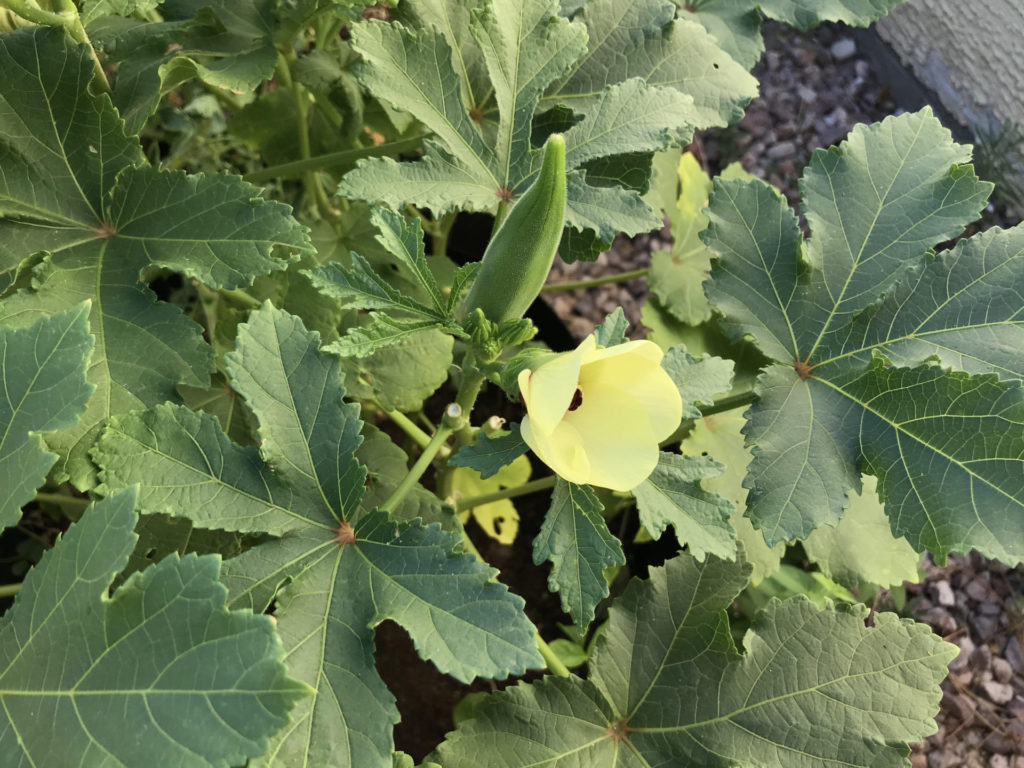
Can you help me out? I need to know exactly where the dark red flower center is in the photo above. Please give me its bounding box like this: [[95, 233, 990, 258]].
[[568, 388, 584, 411]]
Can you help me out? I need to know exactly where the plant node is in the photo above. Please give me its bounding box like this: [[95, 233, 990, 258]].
[[94, 221, 117, 239], [496, 186, 515, 202], [606, 717, 633, 743], [469, 105, 485, 123], [333, 521, 357, 547], [793, 357, 814, 381]]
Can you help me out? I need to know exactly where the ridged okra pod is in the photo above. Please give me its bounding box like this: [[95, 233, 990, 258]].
[[462, 133, 566, 323]]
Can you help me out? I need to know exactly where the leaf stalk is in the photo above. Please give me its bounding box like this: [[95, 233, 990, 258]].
[[0, 582, 21, 598], [698, 390, 757, 418], [379, 424, 453, 513], [243, 137, 426, 183], [541, 267, 650, 292], [454, 475, 556, 512], [535, 632, 571, 677]]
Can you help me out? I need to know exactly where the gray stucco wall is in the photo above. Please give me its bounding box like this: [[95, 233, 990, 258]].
[[876, 0, 1024, 131]]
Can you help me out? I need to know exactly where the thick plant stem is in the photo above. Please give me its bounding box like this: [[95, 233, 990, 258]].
[[379, 424, 454, 513], [541, 267, 650, 292], [2, 0, 65, 26], [0, 582, 21, 598], [451, 360, 488, 447], [455, 475, 555, 511]]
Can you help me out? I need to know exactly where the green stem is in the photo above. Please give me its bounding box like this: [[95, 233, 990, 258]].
[[55, 0, 109, 94], [492, 200, 510, 234], [541, 267, 650, 293], [276, 52, 334, 219], [380, 425, 453, 513], [455, 475, 555, 512], [244, 137, 425, 183], [220, 287, 262, 310], [33, 491, 89, 510], [452, 359, 488, 445], [384, 407, 432, 450], [698, 390, 756, 418], [1, 0, 65, 26], [318, 16, 345, 48], [381, 405, 452, 461], [429, 212, 456, 259], [536, 632, 571, 677], [17, 525, 50, 546], [0, 583, 22, 598]]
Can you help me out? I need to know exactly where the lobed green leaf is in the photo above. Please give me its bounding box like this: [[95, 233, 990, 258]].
[[437, 551, 953, 766], [95, 304, 541, 765], [703, 109, 1024, 561], [0, 489, 308, 768]]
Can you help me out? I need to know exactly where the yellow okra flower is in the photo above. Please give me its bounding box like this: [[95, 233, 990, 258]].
[[518, 335, 682, 491]]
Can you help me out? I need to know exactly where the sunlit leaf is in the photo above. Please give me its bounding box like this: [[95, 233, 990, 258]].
[[704, 109, 1024, 562], [94, 304, 540, 766], [533, 479, 624, 627], [340, 0, 698, 247]]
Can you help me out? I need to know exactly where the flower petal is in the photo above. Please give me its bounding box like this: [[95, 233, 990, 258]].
[[520, 415, 591, 485], [579, 342, 682, 442], [519, 335, 596, 434], [563, 381, 660, 491]]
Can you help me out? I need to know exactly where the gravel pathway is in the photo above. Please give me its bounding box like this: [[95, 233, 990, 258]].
[[543, 20, 1024, 766]]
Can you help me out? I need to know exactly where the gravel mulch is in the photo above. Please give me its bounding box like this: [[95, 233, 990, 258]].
[[542, 19, 1024, 766]]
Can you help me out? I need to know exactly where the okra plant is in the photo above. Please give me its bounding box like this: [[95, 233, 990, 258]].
[[0, 0, 1018, 766]]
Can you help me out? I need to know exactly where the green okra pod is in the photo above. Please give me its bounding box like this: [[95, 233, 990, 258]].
[[462, 133, 567, 323]]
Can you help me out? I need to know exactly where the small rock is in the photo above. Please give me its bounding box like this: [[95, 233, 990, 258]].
[[964, 576, 990, 602], [970, 612, 1000, 640], [922, 607, 958, 636], [1006, 635, 1024, 669], [829, 37, 857, 61], [950, 635, 975, 672], [983, 680, 1015, 705], [969, 644, 992, 672], [933, 580, 956, 607], [797, 85, 817, 103], [992, 756, 1011, 768], [1008, 698, 1024, 721], [985, 730, 1014, 755], [767, 141, 796, 159], [949, 669, 973, 687], [911, 753, 928, 768], [1012, 756, 1024, 768], [993, 656, 1014, 683], [941, 689, 975, 723], [979, 600, 1003, 616], [928, 749, 958, 768], [777, 120, 798, 140]]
